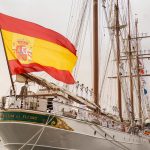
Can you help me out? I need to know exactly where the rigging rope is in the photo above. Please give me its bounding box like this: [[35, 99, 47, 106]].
[[99, 0, 115, 100], [74, 0, 92, 80], [67, 0, 82, 41], [18, 115, 55, 150], [71, 0, 87, 43], [100, 0, 142, 121], [89, 124, 131, 150], [66, 0, 74, 37]]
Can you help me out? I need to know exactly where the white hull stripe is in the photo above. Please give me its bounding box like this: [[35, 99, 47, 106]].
[[4, 143, 79, 150]]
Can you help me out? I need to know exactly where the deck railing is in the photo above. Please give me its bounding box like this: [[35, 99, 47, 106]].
[[0, 95, 128, 133]]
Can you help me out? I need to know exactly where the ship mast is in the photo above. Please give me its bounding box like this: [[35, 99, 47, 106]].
[[127, 0, 134, 124], [115, 0, 123, 122], [135, 19, 142, 124], [93, 0, 99, 107]]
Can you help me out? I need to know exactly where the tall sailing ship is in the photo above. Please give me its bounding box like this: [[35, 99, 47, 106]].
[[0, 0, 150, 150]]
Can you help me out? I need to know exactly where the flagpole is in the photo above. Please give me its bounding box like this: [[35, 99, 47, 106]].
[[0, 30, 16, 95]]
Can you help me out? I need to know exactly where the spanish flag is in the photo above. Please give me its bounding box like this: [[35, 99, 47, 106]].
[[0, 13, 77, 84]]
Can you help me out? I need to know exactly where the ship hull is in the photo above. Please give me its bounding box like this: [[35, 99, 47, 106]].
[[0, 110, 150, 150]]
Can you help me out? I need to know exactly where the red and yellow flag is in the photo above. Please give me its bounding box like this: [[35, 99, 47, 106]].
[[0, 13, 77, 84]]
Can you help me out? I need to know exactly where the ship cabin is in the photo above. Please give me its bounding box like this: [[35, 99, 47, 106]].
[[0, 85, 126, 133]]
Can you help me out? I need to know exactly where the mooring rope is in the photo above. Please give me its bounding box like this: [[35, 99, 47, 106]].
[[18, 114, 55, 150]]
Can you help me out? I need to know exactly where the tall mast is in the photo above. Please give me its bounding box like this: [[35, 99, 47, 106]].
[[115, 0, 123, 122], [127, 0, 134, 124], [135, 19, 142, 124], [93, 0, 99, 106]]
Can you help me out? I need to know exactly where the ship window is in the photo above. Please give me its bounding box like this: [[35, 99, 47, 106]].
[[47, 98, 53, 112]]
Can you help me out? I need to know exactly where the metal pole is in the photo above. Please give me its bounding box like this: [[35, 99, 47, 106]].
[[0, 30, 16, 95]]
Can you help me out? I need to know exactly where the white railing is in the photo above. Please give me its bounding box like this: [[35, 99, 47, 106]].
[[0, 96, 128, 133]]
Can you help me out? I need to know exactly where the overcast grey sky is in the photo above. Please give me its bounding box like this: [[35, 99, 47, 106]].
[[0, 0, 150, 96]]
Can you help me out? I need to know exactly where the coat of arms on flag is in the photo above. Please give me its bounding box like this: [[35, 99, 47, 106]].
[[12, 34, 34, 64]]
